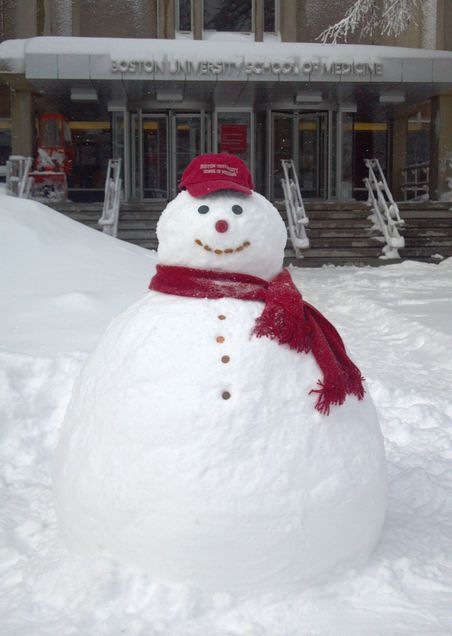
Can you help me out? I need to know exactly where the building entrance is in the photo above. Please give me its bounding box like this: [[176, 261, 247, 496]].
[[271, 111, 328, 200], [131, 111, 210, 200]]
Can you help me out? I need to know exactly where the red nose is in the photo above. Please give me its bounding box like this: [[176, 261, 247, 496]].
[[215, 220, 229, 233]]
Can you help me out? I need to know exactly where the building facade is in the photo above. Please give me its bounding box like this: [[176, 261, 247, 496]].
[[1, 0, 452, 203]]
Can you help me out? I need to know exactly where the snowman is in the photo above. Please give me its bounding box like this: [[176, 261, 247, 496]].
[[53, 153, 387, 594]]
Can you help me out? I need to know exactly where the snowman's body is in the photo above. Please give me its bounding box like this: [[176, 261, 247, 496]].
[[53, 187, 387, 593]]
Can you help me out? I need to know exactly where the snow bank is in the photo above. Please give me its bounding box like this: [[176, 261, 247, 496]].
[[1, 194, 452, 634], [0, 194, 156, 354]]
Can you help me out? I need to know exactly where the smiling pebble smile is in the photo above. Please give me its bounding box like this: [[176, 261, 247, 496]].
[[194, 239, 251, 255]]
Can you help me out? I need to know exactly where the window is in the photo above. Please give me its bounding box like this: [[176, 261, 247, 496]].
[[204, 0, 252, 32], [264, 0, 277, 32], [0, 120, 11, 167], [68, 121, 112, 196], [178, 0, 192, 31], [407, 112, 430, 166]]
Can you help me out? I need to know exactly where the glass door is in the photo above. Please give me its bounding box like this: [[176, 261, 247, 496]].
[[298, 113, 327, 199], [171, 114, 205, 198], [142, 114, 168, 199], [131, 111, 209, 200], [272, 112, 294, 200], [271, 111, 328, 200]]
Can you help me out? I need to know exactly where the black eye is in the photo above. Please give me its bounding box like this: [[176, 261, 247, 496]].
[[198, 205, 209, 214], [232, 205, 243, 215]]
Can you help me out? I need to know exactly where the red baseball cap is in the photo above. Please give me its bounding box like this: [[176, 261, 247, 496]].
[[179, 153, 254, 197]]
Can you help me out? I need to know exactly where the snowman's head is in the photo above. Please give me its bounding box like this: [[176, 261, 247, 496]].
[[156, 155, 287, 281], [157, 190, 287, 281]]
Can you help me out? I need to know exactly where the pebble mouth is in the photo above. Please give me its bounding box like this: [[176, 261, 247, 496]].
[[194, 239, 251, 255]]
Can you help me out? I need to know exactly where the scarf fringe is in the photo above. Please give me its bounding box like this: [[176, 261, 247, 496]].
[[309, 369, 366, 415]]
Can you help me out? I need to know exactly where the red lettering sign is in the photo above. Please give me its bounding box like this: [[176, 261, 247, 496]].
[[220, 124, 248, 153]]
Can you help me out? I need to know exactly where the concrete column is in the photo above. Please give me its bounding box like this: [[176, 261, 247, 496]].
[[279, 0, 298, 42], [14, 0, 37, 37], [158, 0, 175, 38], [193, 0, 203, 40], [71, 0, 81, 36], [254, 0, 264, 42], [148, 1, 158, 38], [435, 0, 452, 51], [436, 0, 446, 50], [430, 95, 452, 200], [391, 115, 408, 201], [10, 90, 35, 157]]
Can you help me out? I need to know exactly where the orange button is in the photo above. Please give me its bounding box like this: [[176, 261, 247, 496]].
[[218, 315, 226, 320], [221, 355, 230, 364], [222, 391, 231, 400], [216, 336, 225, 343]]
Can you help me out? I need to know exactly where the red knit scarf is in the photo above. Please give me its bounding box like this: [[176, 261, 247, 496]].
[[149, 265, 365, 415]]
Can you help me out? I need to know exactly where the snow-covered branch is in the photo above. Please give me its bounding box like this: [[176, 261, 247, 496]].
[[318, 0, 419, 44]]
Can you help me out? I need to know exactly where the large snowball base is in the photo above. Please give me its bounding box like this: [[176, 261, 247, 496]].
[[53, 293, 387, 594]]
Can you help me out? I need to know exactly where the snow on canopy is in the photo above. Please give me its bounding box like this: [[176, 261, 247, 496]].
[[2, 36, 452, 77]]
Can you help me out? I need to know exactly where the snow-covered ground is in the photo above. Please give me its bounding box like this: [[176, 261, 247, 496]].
[[1, 194, 451, 635]]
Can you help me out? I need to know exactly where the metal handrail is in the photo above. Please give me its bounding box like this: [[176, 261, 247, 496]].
[[401, 162, 429, 200], [5, 155, 33, 198], [99, 158, 122, 237], [281, 159, 309, 257], [364, 158, 405, 258]]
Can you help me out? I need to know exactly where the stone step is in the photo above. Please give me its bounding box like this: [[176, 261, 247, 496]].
[[399, 218, 452, 232], [284, 256, 400, 268], [120, 214, 155, 221], [399, 246, 452, 257], [125, 240, 159, 250], [275, 202, 369, 211], [118, 230, 157, 240], [304, 211, 369, 220], [403, 238, 452, 247], [306, 238, 383, 248], [289, 247, 385, 258], [399, 209, 452, 219], [121, 202, 165, 210], [306, 229, 378, 238], [398, 201, 450, 210], [118, 219, 157, 232], [49, 204, 103, 214], [63, 214, 101, 224]]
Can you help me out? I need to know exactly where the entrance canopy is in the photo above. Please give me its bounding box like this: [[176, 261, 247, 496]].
[[2, 37, 452, 109]]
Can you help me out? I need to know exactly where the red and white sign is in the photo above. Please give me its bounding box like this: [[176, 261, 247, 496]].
[[220, 124, 248, 153]]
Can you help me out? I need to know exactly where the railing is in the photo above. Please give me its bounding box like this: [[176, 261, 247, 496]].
[[401, 162, 429, 201], [364, 158, 405, 259], [5, 155, 33, 198], [99, 158, 122, 237], [280, 159, 309, 257]]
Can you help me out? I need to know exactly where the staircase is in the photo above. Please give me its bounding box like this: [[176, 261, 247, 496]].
[[280, 201, 386, 267], [47, 199, 452, 267], [397, 201, 452, 263], [116, 202, 162, 250]]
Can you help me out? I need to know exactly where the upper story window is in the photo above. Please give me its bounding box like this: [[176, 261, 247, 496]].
[[264, 0, 277, 33], [176, 1, 278, 37], [178, 0, 192, 31], [204, 0, 252, 32]]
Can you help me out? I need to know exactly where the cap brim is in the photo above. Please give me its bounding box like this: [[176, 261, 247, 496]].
[[185, 179, 252, 197]]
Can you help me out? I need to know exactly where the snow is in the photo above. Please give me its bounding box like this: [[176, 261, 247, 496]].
[[0, 195, 155, 354], [1, 193, 452, 633], [53, 189, 386, 593]]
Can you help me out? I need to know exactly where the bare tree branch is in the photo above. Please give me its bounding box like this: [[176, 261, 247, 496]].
[[318, 0, 419, 44]]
